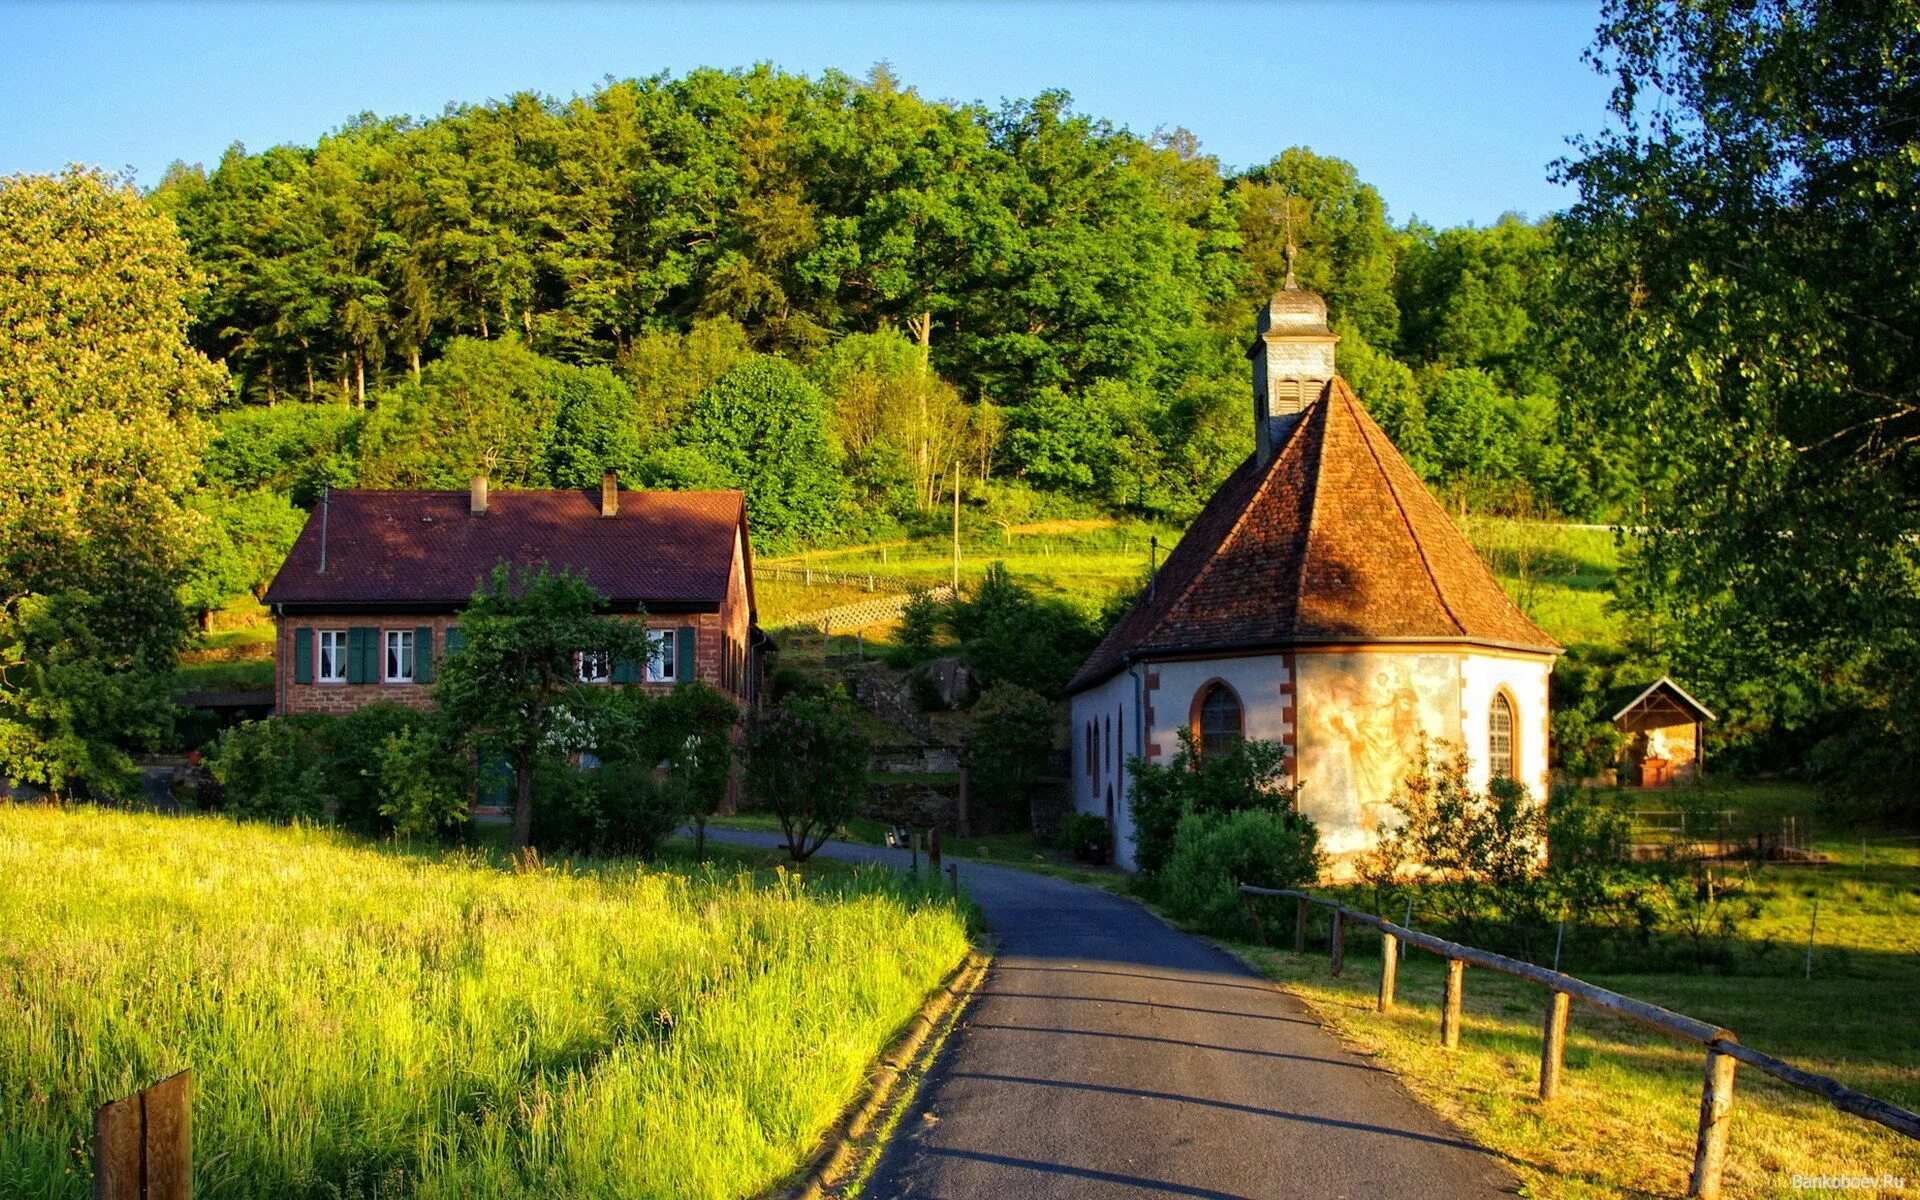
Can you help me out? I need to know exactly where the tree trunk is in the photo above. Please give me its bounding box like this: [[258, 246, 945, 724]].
[[511, 754, 535, 851], [694, 815, 708, 861], [355, 352, 366, 407], [410, 348, 421, 380]]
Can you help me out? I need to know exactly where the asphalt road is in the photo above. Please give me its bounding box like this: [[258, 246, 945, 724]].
[[701, 828, 1516, 1199]]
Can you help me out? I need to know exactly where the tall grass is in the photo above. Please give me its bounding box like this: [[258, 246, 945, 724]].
[[0, 806, 970, 1199]]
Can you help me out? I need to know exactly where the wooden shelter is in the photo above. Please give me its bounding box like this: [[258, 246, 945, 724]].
[[1612, 677, 1715, 787]]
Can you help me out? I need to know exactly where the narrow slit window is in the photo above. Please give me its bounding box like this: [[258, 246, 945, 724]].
[[1489, 693, 1514, 780]]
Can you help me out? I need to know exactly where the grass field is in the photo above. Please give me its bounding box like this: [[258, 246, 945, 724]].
[[0, 806, 971, 1199], [761, 516, 1624, 650], [1236, 858, 1920, 1199]]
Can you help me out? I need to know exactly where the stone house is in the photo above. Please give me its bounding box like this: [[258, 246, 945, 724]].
[[1066, 274, 1561, 874], [262, 473, 764, 717]]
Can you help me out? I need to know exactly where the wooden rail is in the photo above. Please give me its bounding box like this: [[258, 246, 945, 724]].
[[1241, 886, 1920, 1199]]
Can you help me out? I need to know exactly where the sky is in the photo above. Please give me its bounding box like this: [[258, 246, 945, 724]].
[[0, 1, 1613, 229]]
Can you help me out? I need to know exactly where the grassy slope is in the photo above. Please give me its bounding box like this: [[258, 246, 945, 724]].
[[0, 806, 970, 1200]]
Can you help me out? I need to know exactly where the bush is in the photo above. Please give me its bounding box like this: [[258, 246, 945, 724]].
[[324, 703, 439, 835], [592, 762, 687, 859], [888, 590, 944, 666], [1054, 811, 1113, 864], [1128, 729, 1296, 878], [1158, 808, 1324, 938], [945, 563, 1100, 697], [205, 717, 330, 821], [376, 725, 467, 840]]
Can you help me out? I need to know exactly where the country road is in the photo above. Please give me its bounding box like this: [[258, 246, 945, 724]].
[[702, 828, 1517, 1199]]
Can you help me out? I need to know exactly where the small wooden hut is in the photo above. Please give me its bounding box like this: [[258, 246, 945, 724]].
[[1612, 677, 1715, 788]]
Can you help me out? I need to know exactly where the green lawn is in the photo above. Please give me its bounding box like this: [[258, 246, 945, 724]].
[[1, 806, 971, 1199], [1234, 857, 1920, 1199]]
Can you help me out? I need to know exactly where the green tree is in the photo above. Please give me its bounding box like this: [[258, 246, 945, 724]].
[[1558, 0, 1920, 810], [666, 357, 851, 550], [433, 564, 655, 850], [0, 168, 225, 795], [1424, 367, 1517, 484], [545, 364, 643, 488], [1230, 150, 1400, 348], [742, 696, 870, 861], [356, 337, 561, 488], [967, 683, 1054, 831]]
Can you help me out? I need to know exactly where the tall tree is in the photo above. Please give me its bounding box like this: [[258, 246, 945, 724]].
[[1559, 0, 1920, 806], [0, 168, 226, 796], [433, 565, 655, 850]]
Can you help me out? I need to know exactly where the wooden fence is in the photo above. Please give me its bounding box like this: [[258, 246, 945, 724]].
[[93, 1070, 191, 1200], [758, 565, 926, 594], [1240, 886, 1919, 1200]]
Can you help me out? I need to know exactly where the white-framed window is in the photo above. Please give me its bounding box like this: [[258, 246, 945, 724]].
[[648, 629, 676, 682], [317, 629, 348, 683], [1489, 693, 1515, 779], [385, 629, 415, 683], [578, 651, 612, 684]]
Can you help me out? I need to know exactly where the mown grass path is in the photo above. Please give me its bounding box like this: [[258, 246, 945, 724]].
[[702, 829, 1512, 1199]]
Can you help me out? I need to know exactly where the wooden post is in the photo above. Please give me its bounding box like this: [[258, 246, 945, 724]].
[[94, 1069, 191, 1200], [1377, 931, 1398, 1012], [1293, 897, 1309, 955], [1244, 893, 1267, 946], [1539, 991, 1571, 1101], [928, 827, 942, 869], [1330, 907, 1346, 977], [1688, 1046, 1738, 1199], [1440, 959, 1465, 1050], [910, 833, 920, 874]]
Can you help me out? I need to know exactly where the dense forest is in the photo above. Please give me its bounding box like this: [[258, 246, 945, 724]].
[[149, 63, 1609, 560], [6, 0, 1920, 817]]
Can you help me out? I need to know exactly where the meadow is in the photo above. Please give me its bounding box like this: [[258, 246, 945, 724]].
[[0, 806, 971, 1199]]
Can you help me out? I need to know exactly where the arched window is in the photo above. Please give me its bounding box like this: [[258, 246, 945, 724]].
[[1489, 693, 1515, 780], [1196, 683, 1243, 758]]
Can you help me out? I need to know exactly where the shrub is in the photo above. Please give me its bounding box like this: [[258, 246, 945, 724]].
[[205, 717, 330, 821], [376, 725, 467, 840], [1158, 808, 1325, 938], [889, 590, 945, 666], [743, 697, 870, 861], [1054, 811, 1113, 864], [323, 703, 438, 835], [944, 563, 1100, 697], [1128, 729, 1296, 878], [592, 762, 687, 859]]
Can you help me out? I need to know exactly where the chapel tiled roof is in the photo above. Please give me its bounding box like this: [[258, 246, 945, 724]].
[[1067, 377, 1559, 693], [263, 488, 747, 609]]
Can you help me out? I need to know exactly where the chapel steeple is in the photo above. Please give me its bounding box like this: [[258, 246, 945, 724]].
[[1249, 246, 1339, 465]]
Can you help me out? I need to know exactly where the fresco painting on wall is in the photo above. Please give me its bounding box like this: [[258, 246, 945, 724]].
[[1297, 652, 1462, 855]]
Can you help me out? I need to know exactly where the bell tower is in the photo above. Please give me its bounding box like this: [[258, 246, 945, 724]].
[[1249, 243, 1339, 465]]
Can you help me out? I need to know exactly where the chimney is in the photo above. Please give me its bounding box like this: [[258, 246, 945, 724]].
[[600, 470, 619, 518], [470, 474, 488, 516], [1248, 248, 1339, 466]]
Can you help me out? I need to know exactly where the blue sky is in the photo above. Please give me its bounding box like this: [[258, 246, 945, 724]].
[[0, 1, 1611, 229]]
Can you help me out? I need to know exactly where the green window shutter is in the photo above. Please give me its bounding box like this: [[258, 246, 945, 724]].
[[676, 626, 697, 683], [293, 628, 313, 685], [414, 626, 435, 684], [444, 626, 466, 656], [348, 627, 376, 684], [611, 653, 639, 685]]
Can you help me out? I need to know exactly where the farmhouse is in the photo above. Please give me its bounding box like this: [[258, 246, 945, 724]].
[[262, 472, 764, 715], [1066, 270, 1561, 873]]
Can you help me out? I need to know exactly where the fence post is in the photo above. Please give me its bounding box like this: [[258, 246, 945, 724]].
[[1244, 892, 1267, 946], [94, 1069, 191, 1200], [1293, 896, 1308, 955], [1377, 930, 1398, 1012], [1539, 991, 1571, 1101], [1687, 1045, 1739, 1199], [1329, 907, 1346, 977], [1440, 959, 1465, 1050]]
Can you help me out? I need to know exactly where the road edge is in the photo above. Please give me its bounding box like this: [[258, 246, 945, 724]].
[[777, 946, 991, 1200]]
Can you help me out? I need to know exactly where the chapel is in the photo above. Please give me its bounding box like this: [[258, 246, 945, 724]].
[[1065, 266, 1560, 873]]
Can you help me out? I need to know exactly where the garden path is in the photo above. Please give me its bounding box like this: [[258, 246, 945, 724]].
[[702, 829, 1517, 1199]]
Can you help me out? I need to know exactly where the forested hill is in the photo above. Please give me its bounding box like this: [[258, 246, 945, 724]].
[[153, 64, 1619, 551]]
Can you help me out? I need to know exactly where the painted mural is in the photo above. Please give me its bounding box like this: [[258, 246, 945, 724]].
[[1297, 652, 1462, 854]]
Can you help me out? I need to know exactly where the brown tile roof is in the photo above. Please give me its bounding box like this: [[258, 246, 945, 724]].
[[1068, 378, 1559, 693], [263, 488, 747, 610]]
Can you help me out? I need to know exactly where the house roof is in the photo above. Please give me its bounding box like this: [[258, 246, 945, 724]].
[[263, 487, 748, 610], [1610, 677, 1716, 724], [1067, 377, 1560, 693]]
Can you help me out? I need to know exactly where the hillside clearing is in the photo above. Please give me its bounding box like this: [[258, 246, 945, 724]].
[[0, 806, 971, 1199]]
